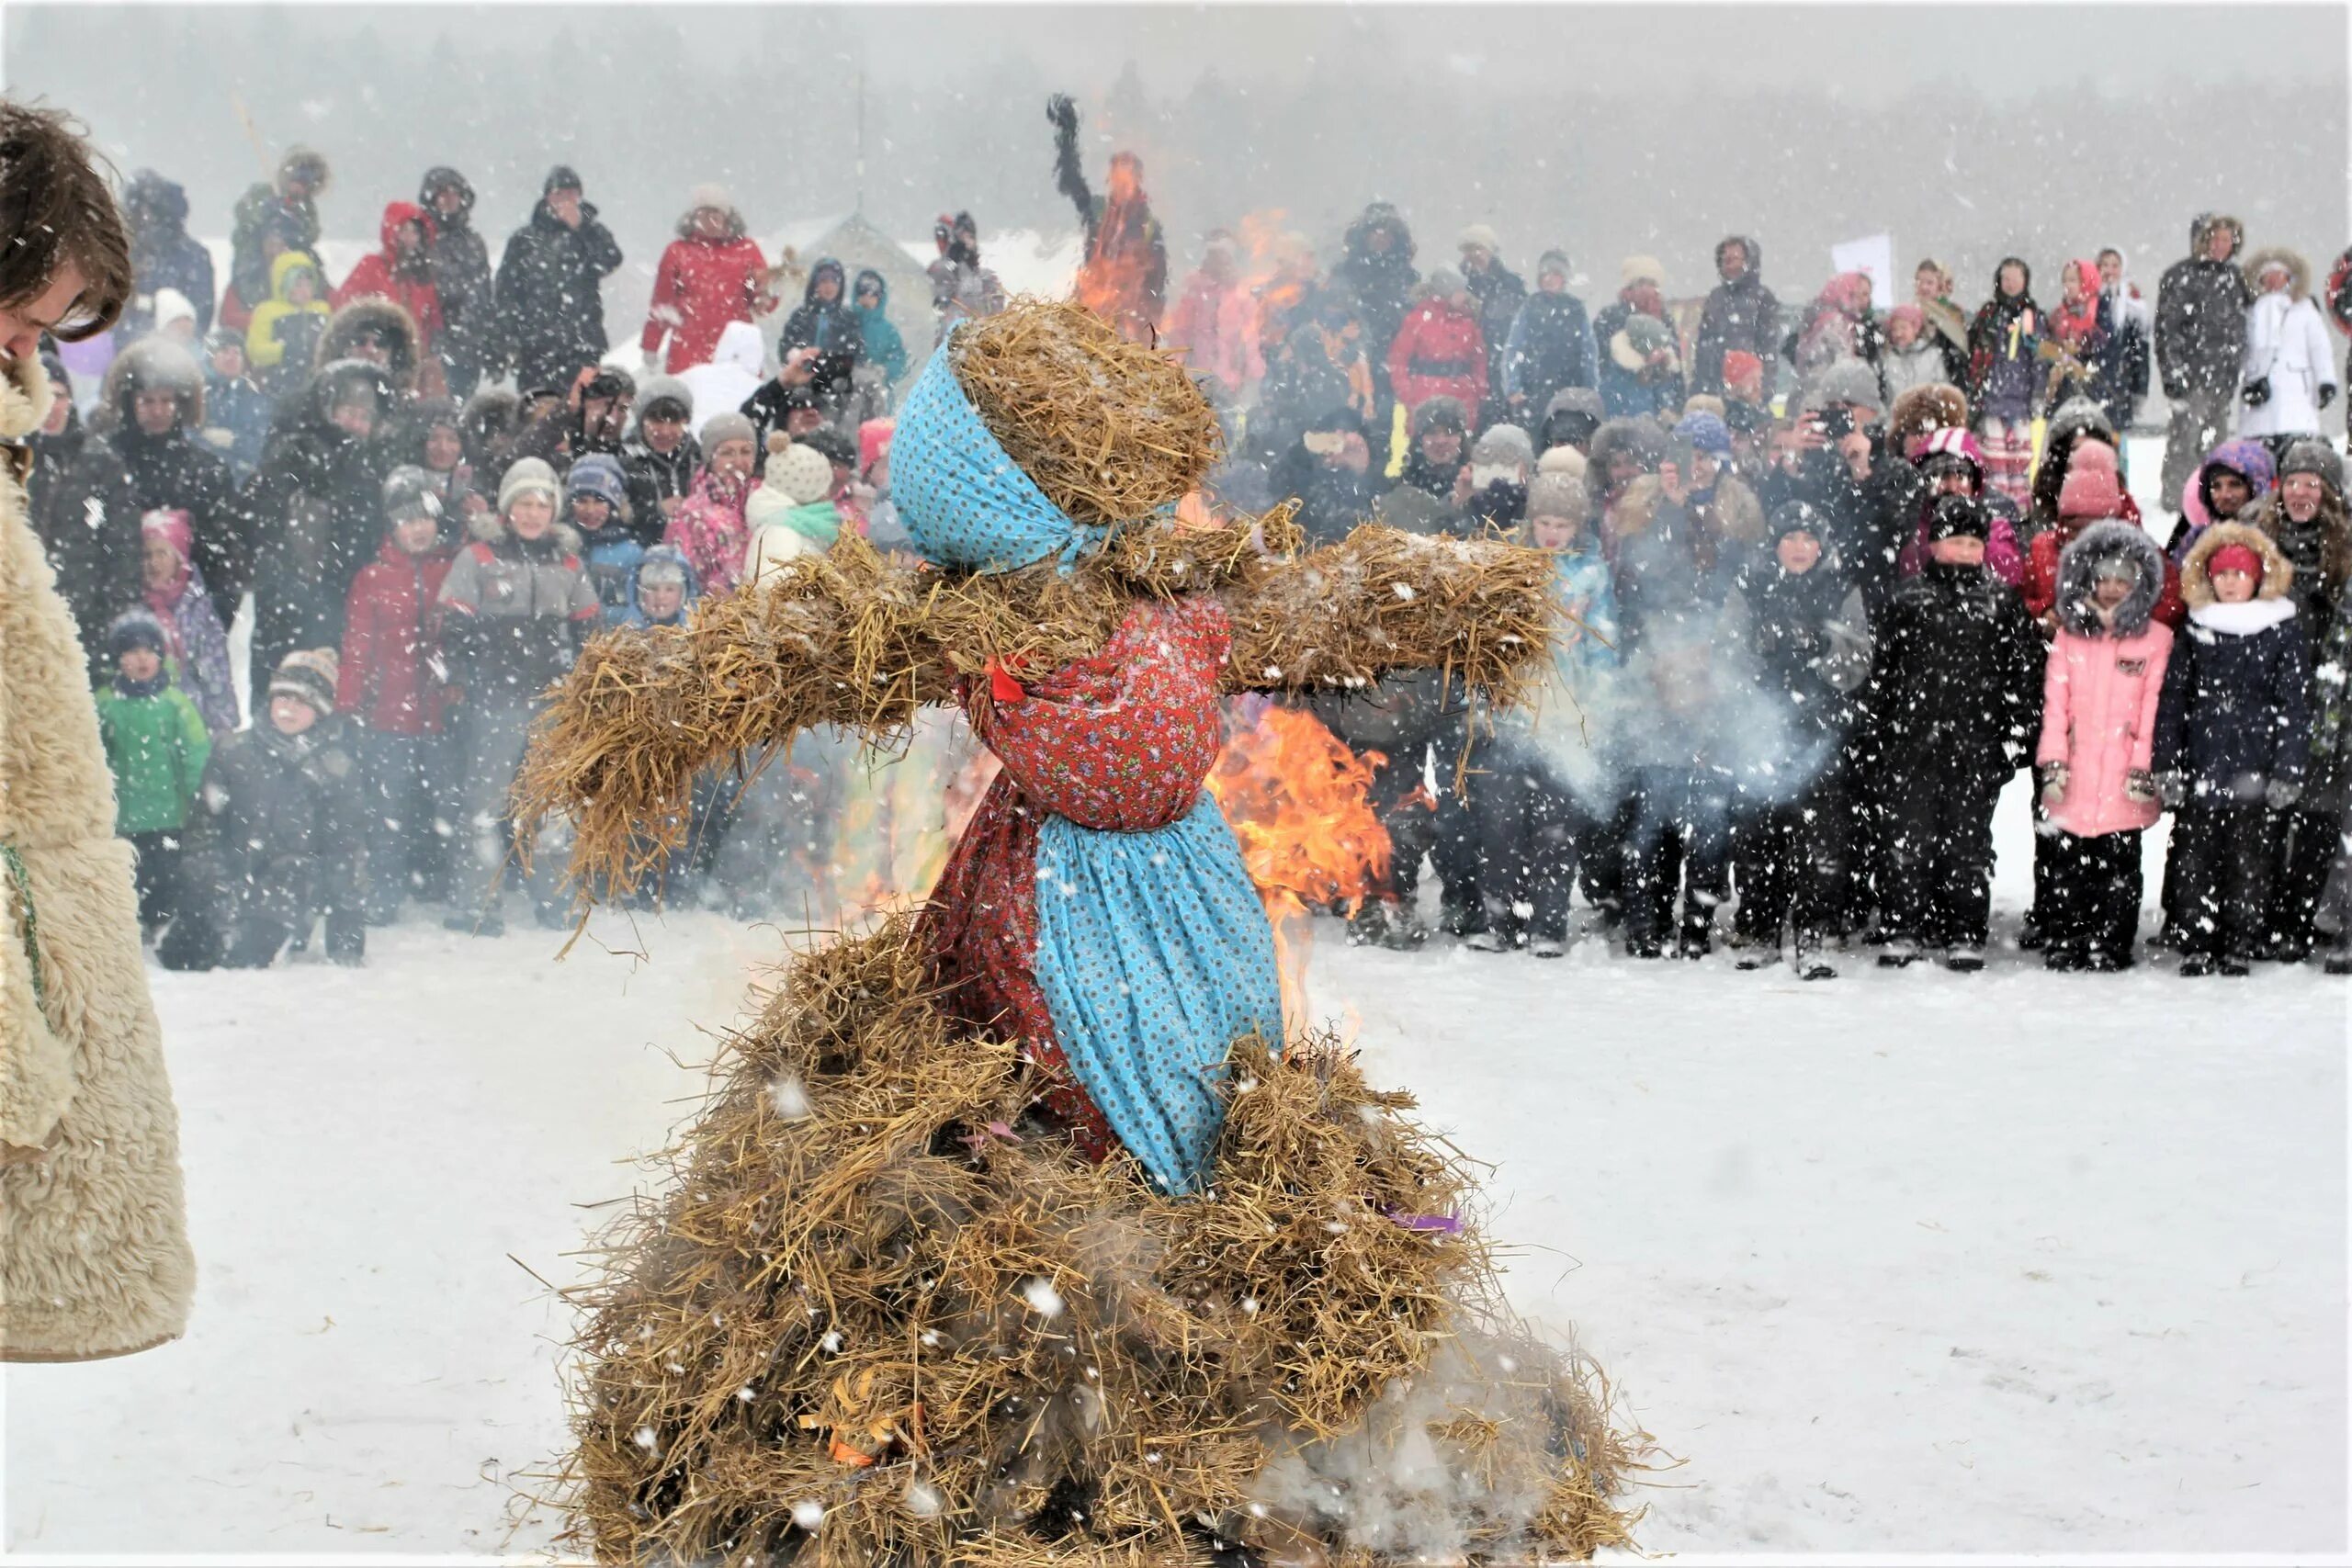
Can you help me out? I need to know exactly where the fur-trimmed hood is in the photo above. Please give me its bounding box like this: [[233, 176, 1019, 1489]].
[[1608, 468, 1765, 548], [2180, 521, 2293, 608], [103, 335, 207, 430], [2242, 245, 2311, 301], [315, 296, 423, 390], [2189, 212, 2245, 262], [295, 357, 399, 440], [1714, 233, 1762, 279], [1585, 415, 1668, 509], [2054, 520, 2166, 637]]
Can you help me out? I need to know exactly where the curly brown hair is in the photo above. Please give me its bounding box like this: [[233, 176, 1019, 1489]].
[[0, 98, 132, 342]]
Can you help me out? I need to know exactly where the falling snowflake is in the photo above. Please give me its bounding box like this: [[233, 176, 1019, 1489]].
[[1020, 1277, 1065, 1318]]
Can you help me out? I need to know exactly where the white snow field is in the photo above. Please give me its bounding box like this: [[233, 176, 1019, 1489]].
[[5, 773, 2346, 1561]]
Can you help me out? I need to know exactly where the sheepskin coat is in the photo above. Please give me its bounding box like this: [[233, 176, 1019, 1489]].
[[1, 353, 195, 1361]]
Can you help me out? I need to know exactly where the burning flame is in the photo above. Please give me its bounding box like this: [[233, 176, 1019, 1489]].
[[1205, 701, 1393, 1037]]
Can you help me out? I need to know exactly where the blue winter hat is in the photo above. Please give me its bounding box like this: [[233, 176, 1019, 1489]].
[[567, 453, 629, 513], [888, 325, 1113, 574], [1671, 411, 1733, 457]]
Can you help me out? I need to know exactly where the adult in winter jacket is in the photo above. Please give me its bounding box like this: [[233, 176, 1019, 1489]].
[[1852, 495, 2043, 968], [1964, 257, 2041, 513], [2155, 524, 2309, 974], [1385, 273, 1487, 419], [1610, 412, 1767, 643], [2156, 213, 2253, 513], [1691, 235, 1781, 400], [851, 269, 909, 391], [925, 211, 1009, 344], [1395, 396, 1470, 502], [620, 378, 700, 546], [2033, 521, 2174, 970], [1, 339, 196, 1360], [23, 351, 141, 680], [223, 146, 327, 334], [1457, 225, 1526, 412], [1162, 237, 1264, 403], [1255, 319, 1366, 469], [1337, 202, 1419, 412], [2245, 440, 2352, 959], [137, 509, 236, 736], [2169, 435, 2276, 562], [241, 357, 398, 693], [119, 171, 214, 344], [104, 335, 246, 613], [779, 258, 865, 366], [1267, 405, 1382, 547], [379, 395, 483, 531], [1048, 94, 1167, 342], [2234, 247, 2338, 444], [1502, 251, 1597, 423], [494, 167, 625, 393], [1913, 258, 1973, 387], [2042, 258, 2108, 414], [662, 412, 758, 597], [316, 289, 434, 400], [641, 186, 771, 377], [435, 458, 599, 933], [418, 167, 496, 399], [243, 251, 333, 389], [1594, 257, 1684, 419], [163, 649, 369, 969], [1789, 272, 1881, 405], [2090, 247, 2153, 445], [334, 200, 446, 359]]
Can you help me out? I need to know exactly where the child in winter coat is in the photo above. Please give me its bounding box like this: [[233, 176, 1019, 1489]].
[[565, 453, 642, 622], [243, 251, 333, 391], [2035, 523, 2176, 971], [1727, 502, 1872, 978], [436, 457, 601, 934], [2154, 525, 2310, 975], [1854, 495, 2044, 969], [198, 328, 272, 480], [662, 411, 757, 597], [622, 545, 701, 629], [94, 612, 212, 938], [340, 466, 457, 920], [1466, 471, 1619, 955], [136, 508, 237, 735], [742, 435, 843, 589], [161, 649, 369, 970]]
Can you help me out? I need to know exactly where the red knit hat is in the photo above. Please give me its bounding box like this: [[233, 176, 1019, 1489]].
[[2209, 542, 2264, 581], [2057, 445, 2124, 521]]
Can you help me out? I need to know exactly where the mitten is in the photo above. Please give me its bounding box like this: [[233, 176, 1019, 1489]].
[[2323, 384, 2340, 411], [2266, 776, 2304, 810], [2124, 768, 2157, 804], [2243, 376, 2272, 409], [2040, 763, 2069, 805]]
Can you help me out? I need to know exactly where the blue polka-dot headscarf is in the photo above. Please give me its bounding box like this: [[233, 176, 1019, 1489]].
[[889, 322, 1115, 575]]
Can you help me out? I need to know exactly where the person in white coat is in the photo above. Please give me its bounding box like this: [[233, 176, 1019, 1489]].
[[675, 318, 766, 441], [742, 434, 842, 587], [2238, 247, 2339, 446]]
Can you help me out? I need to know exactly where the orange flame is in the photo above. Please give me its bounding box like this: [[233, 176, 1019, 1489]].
[[1205, 703, 1393, 1036]]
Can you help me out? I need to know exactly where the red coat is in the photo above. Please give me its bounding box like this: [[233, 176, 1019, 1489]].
[[641, 234, 770, 372], [1385, 298, 1487, 415], [335, 201, 445, 350], [340, 537, 455, 735], [2020, 502, 2186, 629]]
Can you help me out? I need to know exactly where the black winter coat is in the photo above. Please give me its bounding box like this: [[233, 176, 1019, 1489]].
[[621, 434, 701, 550], [1464, 264, 1526, 401], [122, 173, 217, 342], [24, 423, 143, 680], [1503, 291, 1597, 416], [1691, 271, 1782, 397], [1337, 209, 1419, 374], [168, 717, 369, 967], [421, 171, 497, 394], [118, 424, 247, 608], [2155, 231, 2252, 399], [240, 381, 388, 659], [1854, 560, 2042, 791], [2154, 603, 2311, 790], [1736, 556, 1867, 743], [494, 199, 626, 389]]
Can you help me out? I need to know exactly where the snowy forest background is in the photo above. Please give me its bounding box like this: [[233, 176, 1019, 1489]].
[[7, 3, 2347, 309]]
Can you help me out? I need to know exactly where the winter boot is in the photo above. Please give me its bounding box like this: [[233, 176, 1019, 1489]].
[[1876, 940, 1923, 968], [2217, 953, 2252, 977], [2016, 909, 2044, 951], [2177, 953, 2216, 977], [1735, 937, 1781, 971], [1941, 946, 1986, 973], [1795, 943, 1838, 981], [1529, 933, 1567, 959]]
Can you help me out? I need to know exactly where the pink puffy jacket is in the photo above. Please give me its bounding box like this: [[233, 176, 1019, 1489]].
[[2035, 622, 2175, 838]]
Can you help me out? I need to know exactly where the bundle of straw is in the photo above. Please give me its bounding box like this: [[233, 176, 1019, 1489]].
[[514, 523, 1555, 909], [547, 916, 1639, 1566]]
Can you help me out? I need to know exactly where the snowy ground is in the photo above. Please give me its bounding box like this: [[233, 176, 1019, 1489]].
[[4, 781, 2345, 1561]]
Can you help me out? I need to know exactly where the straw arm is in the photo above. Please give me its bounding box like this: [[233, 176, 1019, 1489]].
[[1217, 526, 1559, 707]]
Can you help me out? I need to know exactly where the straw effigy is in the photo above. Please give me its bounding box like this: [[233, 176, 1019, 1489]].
[[552, 916, 1640, 1566], [522, 298, 1645, 1563]]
